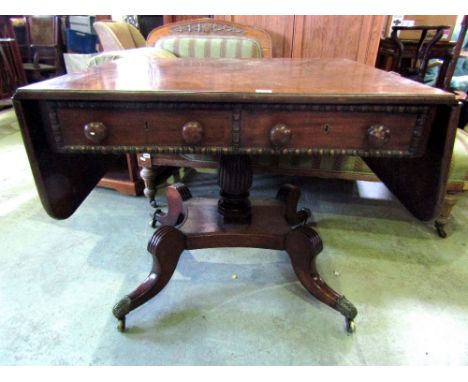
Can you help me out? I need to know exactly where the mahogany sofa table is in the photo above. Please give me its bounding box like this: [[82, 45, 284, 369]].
[[13, 57, 459, 333]]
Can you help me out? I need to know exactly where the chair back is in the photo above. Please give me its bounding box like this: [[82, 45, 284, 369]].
[[0, 38, 27, 96], [20, 15, 63, 81], [389, 25, 450, 83], [146, 18, 272, 58], [26, 15, 62, 66], [94, 21, 146, 51]]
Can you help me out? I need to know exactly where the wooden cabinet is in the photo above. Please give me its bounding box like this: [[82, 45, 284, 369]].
[[97, 154, 144, 196], [212, 15, 385, 65], [291, 16, 385, 65]]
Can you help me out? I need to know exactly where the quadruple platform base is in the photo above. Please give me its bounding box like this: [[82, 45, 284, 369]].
[[113, 182, 358, 334]]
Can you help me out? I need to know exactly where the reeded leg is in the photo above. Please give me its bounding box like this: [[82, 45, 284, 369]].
[[285, 225, 357, 333], [276, 184, 311, 226], [113, 226, 186, 332], [140, 165, 158, 208], [152, 183, 192, 227], [218, 155, 252, 223]]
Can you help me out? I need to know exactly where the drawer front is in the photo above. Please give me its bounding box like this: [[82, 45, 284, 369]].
[[52, 106, 232, 149], [240, 109, 422, 154], [46, 102, 431, 157]]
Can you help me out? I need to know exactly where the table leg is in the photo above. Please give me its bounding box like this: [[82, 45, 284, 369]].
[[113, 225, 186, 332], [113, 154, 357, 333], [217, 154, 252, 223], [285, 226, 357, 333]]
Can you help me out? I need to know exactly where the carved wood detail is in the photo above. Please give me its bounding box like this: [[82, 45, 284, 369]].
[[171, 22, 246, 34], [46, 101, 430, 158]]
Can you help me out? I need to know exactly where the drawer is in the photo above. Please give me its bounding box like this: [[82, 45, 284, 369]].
[[46, 102, 431, 157], [240, 109, 426, 155], [52, 106, 232, 149]]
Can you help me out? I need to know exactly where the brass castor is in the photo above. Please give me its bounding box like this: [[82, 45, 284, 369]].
[[435, 221, 447, 238], [346, 318, 356, 334], [151, 209, 163, 228], [301, 207, 312, 224], [117, 317, 126, 332]]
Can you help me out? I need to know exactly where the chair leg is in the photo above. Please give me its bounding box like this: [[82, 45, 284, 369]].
[[434, 192, 458, 238]]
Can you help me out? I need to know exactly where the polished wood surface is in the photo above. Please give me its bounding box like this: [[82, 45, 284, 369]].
[[14, 56, 459, 333], [47, 101, 429, 159], [56, 107, 232, 147], [14, 56, 458, 222], [239, 108, 421, 152], [16, 57, 453, 104]]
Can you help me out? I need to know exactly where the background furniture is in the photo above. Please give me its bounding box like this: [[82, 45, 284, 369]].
[[0, 16, 27, 107], [22, 16, 64, 82], [93, 20, 146, 51], [0, 38, 27, 106], [146, 17, 272, 58], [377, 25, 453, 89], [136, 16, 164, 39], [164, 15, 385, 65], [443, 16, 468, 91]]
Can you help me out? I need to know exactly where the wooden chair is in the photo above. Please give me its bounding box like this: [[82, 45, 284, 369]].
[[22, 16, 64, 82], [0, 38, 27, 101], [381, 25, 452, 89], [146, 17, 272, 58]]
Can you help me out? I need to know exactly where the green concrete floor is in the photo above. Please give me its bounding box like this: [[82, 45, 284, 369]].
[[0, 107, 467, 365]]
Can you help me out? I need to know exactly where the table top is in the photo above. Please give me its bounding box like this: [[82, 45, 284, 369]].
[[15, 57, 455, 105], [13, 57, 459, 222]]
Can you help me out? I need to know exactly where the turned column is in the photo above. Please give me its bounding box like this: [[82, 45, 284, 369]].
[[140, 165, 158, 208], [217, 155, 253, 223]]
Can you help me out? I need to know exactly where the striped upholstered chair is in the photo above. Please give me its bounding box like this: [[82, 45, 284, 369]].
[[145, 18, 272, 59], [140, 18, 467, 237]]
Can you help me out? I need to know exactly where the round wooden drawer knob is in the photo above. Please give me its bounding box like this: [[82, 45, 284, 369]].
[[368, 125, 391, 148], [182, 121, 204, 145], [269, 123, 291, 148], [84, 122, 108, 144]]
